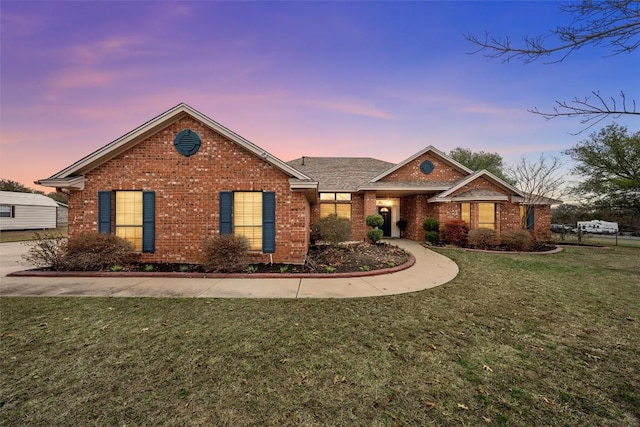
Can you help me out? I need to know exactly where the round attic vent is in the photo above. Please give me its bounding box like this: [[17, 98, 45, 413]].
[[174, 129, 201, 156], [420, 160, 434, 174]]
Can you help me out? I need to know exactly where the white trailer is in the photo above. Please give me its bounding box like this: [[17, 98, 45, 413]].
[[0, 191, 58, 231], [576, 220, 619, 235]]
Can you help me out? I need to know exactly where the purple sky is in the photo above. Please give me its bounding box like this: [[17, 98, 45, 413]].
[[2, 1, 638, 192]]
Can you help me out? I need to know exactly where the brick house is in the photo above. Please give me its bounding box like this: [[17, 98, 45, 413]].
[[38, 103, 556, 264]]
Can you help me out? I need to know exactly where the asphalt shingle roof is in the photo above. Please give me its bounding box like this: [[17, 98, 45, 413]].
[[287, 157, 395, 192]]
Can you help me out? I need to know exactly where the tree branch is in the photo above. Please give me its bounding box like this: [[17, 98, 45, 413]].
[[528, 91, 639, 133], [465, 1, 640, 64]]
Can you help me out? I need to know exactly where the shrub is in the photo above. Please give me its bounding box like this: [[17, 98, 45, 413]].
[[441, 220, 469, 246], [309, 223, 322, 244], [200, 234, 250, 273], [501, 229, 533, 252], [365, 214, 384, 228], [467, 228, 497, 250], [22, 232, 67, 270], [424, 230, 440, 245], [422, 217, 440, 232], [367, 229, 384, 244], [317, 214, 352, 244], [60, 233, 136, 271]]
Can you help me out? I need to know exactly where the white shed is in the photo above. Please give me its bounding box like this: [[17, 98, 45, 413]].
[[0, 191, 58, 231]]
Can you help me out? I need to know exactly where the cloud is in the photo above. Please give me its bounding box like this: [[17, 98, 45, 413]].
[[52, 67, 143, 89], [299, 97, 392, 120], [66, 36, 149, 66], [0, 10, 45, 37]]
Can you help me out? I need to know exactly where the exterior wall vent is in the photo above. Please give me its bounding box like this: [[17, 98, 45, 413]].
[[173, 129, 201, 156]]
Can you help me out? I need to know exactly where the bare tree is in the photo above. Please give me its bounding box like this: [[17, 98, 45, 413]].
[[466, 0, 640, 130], [507, 154, 567, 230]]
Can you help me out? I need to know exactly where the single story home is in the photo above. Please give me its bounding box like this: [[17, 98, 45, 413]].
[[0, 191, 59, 231], [38, 103, 555, 264]]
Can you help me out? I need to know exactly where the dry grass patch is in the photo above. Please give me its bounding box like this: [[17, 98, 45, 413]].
[[1, 246, 639, 426], [0, 227, 68, 243]]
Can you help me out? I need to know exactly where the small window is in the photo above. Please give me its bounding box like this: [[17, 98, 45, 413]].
[[478, 203, 496, 230], [319, 193, 352, 220], [520, 205, 534, 230], [115, 191, 143, 251], [460, 203, 470, 225], [0, 205, 15, 218], [234, 192, 263, 250]]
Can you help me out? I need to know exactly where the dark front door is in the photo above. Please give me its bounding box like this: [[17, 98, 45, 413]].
[[378, 207, 391, 237]]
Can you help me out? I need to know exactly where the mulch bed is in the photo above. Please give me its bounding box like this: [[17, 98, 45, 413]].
[[124, 242, 409, 274], [17, 242, 410, 275]]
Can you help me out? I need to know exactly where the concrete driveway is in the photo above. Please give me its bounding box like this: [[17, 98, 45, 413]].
[[0, 241, 37, 277], [0, 239, 459, 298]]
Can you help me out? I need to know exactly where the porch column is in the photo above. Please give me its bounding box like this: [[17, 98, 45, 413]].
[[364, 191, 377, 218]]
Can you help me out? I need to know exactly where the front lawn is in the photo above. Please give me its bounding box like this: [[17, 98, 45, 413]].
[[1, 246, 639, 426]]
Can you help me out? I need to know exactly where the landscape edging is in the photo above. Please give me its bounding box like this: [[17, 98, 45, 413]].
[[7, 253, 416, 279]]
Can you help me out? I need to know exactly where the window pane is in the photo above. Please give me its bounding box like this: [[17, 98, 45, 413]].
[[336, 193, 351, 201], [116, 192, 142, 225], [115, 192, 143, 250], [233, 192, 263, 250], [335, 204, 351, 220], [320, 204, 336, 218], [461, 203, 470, 224], [0, 205, 11, 218], [115, 226, 142, 251], [320, 193, 336, 201], [234, 192, 262, 226], [478, 203, 495, 229], [235, 226, 262, 251]]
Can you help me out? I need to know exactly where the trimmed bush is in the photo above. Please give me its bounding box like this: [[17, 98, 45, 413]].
[[22, 232, 67, 270], [424, 230, 440, 245], [200, 234, 250, 273], [467, 228, 497, 250], [61, 233, 136, 271], [365, 214, 384, 228], [501, 229, 533, 252], [367, 229, 384, 244], [422, 217, 440, 232], [317, 214, 352, 244], [441, 220, 469, 246]]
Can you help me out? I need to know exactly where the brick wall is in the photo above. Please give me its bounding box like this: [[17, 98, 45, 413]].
[[68, 116, 310, 264], [380, 152, 467, 183]]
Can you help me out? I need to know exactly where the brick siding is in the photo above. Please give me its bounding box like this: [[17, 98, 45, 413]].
[[68, 116, 309, 264]]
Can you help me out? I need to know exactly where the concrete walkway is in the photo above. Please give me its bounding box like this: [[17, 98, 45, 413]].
[[0, 239, 458, 298]]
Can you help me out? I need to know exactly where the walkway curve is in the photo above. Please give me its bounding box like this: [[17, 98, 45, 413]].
[[0, 240, 459, 299]]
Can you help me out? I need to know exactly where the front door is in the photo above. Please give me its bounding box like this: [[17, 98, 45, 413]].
[[378, 207, 391, 237]]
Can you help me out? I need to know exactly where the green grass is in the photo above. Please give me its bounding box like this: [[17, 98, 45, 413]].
[[552, 232, 640, 248], [2, 246, 639, 426]]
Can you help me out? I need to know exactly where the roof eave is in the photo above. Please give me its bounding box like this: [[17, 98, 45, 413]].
[[369, 145, 473, 183], [36, 176, 85, 190], [45, 103, 312, 182]]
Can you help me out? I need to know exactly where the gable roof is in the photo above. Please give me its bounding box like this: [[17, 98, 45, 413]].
[[0, 191, 59, 207], [369, 145, 473, 183], [38, 103, 313, 189], [429, 170, 524, 202], [287, 157, 394, 192]]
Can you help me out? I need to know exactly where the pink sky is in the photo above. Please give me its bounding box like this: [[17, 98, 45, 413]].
[[1, 1, 638, 192]]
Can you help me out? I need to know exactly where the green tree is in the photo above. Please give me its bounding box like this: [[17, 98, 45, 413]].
[[564, 124, 640, 213], [449, 147, 514, 184], [46, 191, 68, 204], [0, 179, 39, 193], [466, 0, 639, 130]]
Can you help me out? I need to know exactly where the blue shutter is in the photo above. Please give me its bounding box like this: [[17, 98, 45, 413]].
[[262, 192, 276, 253], [142, 191, 155, 253], [220, 192, 233, 235], [98, 191, 111, 233], [527, 206, 535, 230]]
